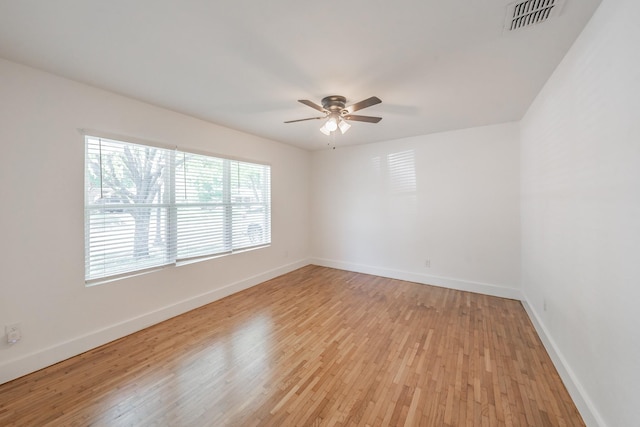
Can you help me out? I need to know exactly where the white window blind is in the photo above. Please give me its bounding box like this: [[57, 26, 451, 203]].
[[175, 152, 227, 260], [85, 136, 271, 282], [229, 160, 271, 250]]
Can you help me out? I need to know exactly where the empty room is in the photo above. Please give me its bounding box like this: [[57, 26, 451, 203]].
[[0, 0, 638, 426]]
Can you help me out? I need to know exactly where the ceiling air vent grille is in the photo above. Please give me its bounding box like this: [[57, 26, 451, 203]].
[[505, 0, 565, 31]]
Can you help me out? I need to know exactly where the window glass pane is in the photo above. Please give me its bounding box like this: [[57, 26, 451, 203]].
[[230, 161, 271, 249], [85, 137, 172, 281], [175, 152, 228, 260], [176, 152, 224, 204], [176, 206, 227, 259], [86, 206, 171, 279], [232, 205, 269, 248]]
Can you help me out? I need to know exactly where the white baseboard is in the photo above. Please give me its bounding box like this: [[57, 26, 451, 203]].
[[4, 259, 601, 427], [0, 259, 310, 386], [310, 258, 523, 300], [312, 258, 604, 425], [521, 298, 607, 427]]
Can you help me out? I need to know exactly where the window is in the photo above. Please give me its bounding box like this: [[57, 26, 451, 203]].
[[84, 135, 270, 283]]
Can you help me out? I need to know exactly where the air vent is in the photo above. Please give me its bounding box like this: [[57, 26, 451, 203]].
[[505, 0, 565, 31]]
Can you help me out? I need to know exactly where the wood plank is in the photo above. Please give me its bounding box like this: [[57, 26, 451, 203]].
[[0, 265, 585, 426]]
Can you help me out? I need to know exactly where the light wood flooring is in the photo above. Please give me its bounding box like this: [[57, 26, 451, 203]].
[[0, 265, 583, 426]]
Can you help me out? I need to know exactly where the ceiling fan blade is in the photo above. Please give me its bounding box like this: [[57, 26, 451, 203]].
[[298, 99, 326, 113], [284, 117, 324, 123], [345, 96, 382, 114], [344, 114, 382, 123]]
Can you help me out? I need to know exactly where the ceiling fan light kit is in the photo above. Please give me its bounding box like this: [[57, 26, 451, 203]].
[[320, 116, 338, 135], [285, 95, 382, 137], [338, 118, 351, 134]]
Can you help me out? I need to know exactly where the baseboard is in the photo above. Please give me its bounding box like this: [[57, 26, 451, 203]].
[[6, 257, 599, 427], [521, 298, 607, 427], [0, 259, 310, 386], [311, 258, 605, 425], [310, 258, 523, 300]]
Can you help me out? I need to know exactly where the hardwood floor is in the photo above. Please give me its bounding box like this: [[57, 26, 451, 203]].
[[0, 265, 583, 426]]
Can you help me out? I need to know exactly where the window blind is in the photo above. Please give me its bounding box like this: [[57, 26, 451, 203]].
[[175, 151, 227, 260], [229, 160, 271, 250], [85, 136, 270, 282]]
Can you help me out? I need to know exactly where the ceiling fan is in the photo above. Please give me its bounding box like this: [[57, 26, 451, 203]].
[[285, 95, 382, 135]]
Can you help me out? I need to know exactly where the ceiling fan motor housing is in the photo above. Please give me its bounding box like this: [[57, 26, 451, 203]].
[[321, 95, 347, 114]]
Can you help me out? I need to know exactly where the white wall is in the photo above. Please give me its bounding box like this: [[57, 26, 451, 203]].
[[0, 58, 310, 384], [520, 0, 640, 425], [2, 2, 636, 422], [310, 123, 521, 298]]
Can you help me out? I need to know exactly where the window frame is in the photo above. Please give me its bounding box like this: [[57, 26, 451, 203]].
[[83, 131, 271, 285]]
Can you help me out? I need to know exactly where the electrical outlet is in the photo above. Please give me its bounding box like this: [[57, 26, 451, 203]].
[[6, 323, 21, 344], [425, 259, 431, 268]]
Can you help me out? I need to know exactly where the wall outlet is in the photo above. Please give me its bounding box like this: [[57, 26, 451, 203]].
[[543, 298, 547, 312], [6, 323, 21, 344], [425, 259, 431, 268]]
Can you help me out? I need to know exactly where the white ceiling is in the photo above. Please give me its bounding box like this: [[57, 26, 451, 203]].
[[0, 0, 601, 150]]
